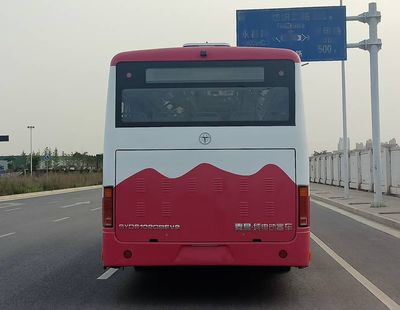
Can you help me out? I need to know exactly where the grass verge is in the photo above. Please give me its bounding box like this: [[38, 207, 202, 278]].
[[0, 172, 102, 196]]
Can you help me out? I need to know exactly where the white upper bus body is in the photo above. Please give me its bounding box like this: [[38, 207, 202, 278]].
[[104, 64, 308, 187]]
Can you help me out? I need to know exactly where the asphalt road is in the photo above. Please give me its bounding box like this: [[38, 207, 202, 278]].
[[0, 189, 399, 309]]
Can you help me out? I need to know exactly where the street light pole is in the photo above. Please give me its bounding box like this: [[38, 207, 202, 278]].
[[27, 126, 35, 176]]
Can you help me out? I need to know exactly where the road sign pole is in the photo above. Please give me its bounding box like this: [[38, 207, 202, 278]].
[[30, 129, 33, 176], [341, 58, 350, 198], [27, 126, 35, 177], [368, 3, 383, 207], [340, 0, 349, 199], [346, 2, 383, 207], [45, 148, 50, 178]]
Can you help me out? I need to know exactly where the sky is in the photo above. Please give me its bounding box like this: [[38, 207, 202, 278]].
[[0, 0, 399, 156]]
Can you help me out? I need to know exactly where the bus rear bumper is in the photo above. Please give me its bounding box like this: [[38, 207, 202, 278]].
[[102, 229, 310, 268]]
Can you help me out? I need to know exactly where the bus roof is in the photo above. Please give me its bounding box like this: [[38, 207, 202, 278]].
[[111, 46, 300, 66]]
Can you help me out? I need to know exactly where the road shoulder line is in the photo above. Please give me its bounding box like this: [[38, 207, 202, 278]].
[[0, 185, 102, 202], [312, 199, 400, 239], [311, 232, 400, 310], [311, 194, 400, 231]]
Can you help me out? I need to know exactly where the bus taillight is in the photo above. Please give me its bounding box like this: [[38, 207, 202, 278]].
[[298, 186, 310, 227], [103, 186, 114, 228]]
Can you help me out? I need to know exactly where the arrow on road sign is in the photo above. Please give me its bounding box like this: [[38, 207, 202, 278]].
[[297, 34, 310, 42]]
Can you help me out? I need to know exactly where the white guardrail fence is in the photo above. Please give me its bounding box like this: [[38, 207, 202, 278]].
[[309, 142, 400, 195]]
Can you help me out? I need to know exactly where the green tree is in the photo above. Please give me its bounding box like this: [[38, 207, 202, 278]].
[[21, 151, 28, 170], [11, 151, 28, 172], [3, 156, 15, 172], [53, 148, 60, 170], [32, 151, 41, 171], [96, 154, 103, 171]]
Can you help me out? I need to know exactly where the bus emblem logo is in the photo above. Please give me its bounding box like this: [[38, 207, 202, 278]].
[[199, 132, 211, 145]]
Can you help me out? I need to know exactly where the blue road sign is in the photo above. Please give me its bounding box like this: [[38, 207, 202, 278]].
[[237, 6, 347, 62], [43, 154, 51, 161]]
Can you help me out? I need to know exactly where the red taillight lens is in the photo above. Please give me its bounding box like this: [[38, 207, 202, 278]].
[[103, 186, 114, 228], [298, 186, 310, 227]]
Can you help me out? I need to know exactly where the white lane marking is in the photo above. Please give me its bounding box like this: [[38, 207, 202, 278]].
[[90, 207, 101, 211], [97, 268, 119, 280], [53, 217, 70, 222], [311, 232, 400, 310], [4, 207, 21, 212], [0, 202, 23, 209], [0, 232, 16, 239], [59, 201, 91, 209], [312, 199, 400, 239]]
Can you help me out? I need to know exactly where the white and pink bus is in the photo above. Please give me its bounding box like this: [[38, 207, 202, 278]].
[[102, 44, 310, 270]]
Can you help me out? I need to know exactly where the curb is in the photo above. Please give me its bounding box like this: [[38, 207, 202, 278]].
[[311, 194, 400, 231], [0, 185, 102, 202]]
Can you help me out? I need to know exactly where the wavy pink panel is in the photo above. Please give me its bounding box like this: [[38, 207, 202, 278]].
[[115, 163, 297, 242]]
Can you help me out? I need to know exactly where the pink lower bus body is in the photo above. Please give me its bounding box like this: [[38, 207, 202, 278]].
[[102, 228, 310, 267]]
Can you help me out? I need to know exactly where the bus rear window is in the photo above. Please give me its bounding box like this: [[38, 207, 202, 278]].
[[116, 60, 295, 127], [120, 87, 290, 124]]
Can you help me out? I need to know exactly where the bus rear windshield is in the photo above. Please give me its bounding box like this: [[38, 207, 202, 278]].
[[116, 60, 295, 127]]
